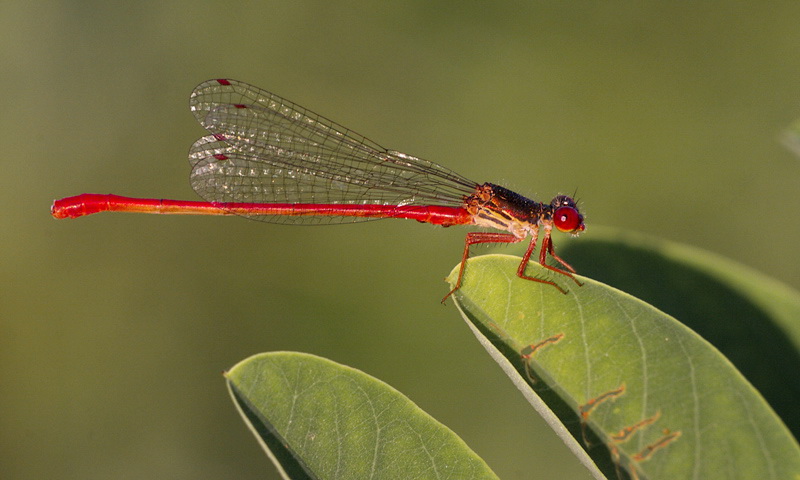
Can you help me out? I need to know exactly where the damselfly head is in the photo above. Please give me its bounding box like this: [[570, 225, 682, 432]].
[[550, 195, 585, 234]]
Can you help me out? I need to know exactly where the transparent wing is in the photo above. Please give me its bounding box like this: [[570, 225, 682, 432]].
[[188, 79, 478, 223]]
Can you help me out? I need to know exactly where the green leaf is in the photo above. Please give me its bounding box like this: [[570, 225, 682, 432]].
[[225, 352, 499, 480], [559, 229, 800, 438], [446, 254, 800, 480]]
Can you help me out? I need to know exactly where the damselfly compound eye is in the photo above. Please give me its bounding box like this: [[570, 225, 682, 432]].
[[553, 206, 584, 233]]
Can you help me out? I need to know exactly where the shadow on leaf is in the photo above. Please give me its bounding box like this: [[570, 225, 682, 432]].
[[561, 239, 800, 439]]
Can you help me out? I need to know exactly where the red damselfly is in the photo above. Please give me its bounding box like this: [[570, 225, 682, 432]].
[[51, 79, 585, 300]]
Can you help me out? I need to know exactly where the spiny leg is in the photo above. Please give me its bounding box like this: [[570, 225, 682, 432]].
[[538, 233, 583, 287], [442, 232, 523, 303], [516, 230, 568, 294]]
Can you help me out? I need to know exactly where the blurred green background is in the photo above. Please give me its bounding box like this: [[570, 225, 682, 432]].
[[4, 1, 800, 478]]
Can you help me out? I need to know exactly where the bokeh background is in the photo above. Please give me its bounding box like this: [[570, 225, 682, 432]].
[[4, 2, 800, 478]]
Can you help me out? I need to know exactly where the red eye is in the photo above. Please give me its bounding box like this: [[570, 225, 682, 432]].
[[553, 206, 583, 233]]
